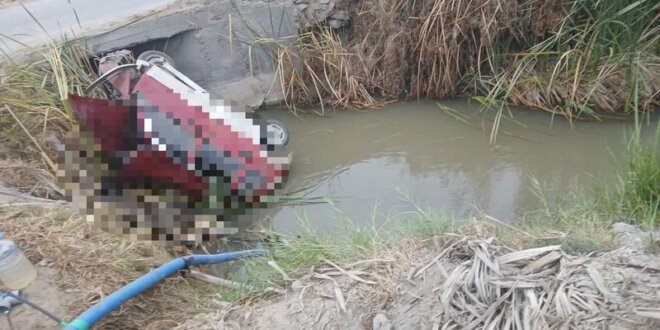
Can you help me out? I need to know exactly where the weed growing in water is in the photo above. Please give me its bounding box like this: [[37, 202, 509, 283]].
[[595, 124, 660, 227]]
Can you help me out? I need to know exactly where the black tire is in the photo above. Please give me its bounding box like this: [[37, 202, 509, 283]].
[[137, 50, 176, 68], [265, 119, 289, 146]]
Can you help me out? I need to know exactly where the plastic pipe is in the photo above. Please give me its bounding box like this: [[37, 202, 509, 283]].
[[65, 249, 267, 330]]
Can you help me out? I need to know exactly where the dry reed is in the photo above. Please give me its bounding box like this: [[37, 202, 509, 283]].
[[434, 236, 659, 329], [273, 0, 564, 110], [178, 233, 660, 329], [271, 0, 658, 121], [0, 41, 98, 174]]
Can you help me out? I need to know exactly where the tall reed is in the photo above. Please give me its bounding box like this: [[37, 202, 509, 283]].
[[268, 0, 564, 110], [0, 41, 98, 171], [259, 0, 658, 129], [477, 0, 660, 119], [596, 124, 660, 227]]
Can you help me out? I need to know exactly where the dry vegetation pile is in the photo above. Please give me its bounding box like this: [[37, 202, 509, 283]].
[[274, 0, 659, 117], [179, 234, 660, 330]]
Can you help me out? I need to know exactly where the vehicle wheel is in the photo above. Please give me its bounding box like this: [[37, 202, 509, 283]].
[[137, 50, 176, 68], [265, 119, 289, 146]]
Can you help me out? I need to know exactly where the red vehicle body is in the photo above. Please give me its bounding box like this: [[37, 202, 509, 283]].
[[63, 50, 290, 242]]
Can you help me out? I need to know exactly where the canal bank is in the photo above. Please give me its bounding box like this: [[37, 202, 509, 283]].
[[0, 0, 658, 329], [180, 227, 660, 330]]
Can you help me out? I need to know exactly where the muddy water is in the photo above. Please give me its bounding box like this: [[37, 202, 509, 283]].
[[258, 100, 656, 235]]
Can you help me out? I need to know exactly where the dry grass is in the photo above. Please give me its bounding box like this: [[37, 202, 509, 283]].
[[265, 0, 658, 141], [270, 0, 564, 110], [0, 159, 63, 199], [0, 204, 217, 329], [0, 41, 98, 174], [271, 29, 385, 113]]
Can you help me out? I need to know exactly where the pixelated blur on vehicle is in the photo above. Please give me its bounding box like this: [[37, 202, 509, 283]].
[[60, 50, 291, 243]]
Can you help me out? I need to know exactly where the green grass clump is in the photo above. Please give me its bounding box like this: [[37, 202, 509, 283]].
[[619, 143, 660, 221], [506, 126, 660, 253], [518, 190, 617, 254], [596, 125, 660, 227]]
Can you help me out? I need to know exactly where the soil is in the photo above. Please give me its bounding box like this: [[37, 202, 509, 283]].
[[2, 265, 74, 330], [179, 231, 660, 330]]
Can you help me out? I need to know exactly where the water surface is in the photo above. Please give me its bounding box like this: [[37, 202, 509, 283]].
[[259, 99, 656, 234]]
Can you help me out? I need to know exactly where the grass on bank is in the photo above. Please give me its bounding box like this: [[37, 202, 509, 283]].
[[475, 0, 659, 139], [229, 0, 659, 145], [236, 0, 659, 117], [227, 0, 563, 111], [0, 41, 95, 194], [597, 126, 660, 227]]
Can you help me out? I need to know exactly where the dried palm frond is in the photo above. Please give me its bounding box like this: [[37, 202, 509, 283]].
[[437, 237, 656, 329]]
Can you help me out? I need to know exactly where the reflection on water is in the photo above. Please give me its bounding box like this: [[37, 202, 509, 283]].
[[258, 99, 656, 235]]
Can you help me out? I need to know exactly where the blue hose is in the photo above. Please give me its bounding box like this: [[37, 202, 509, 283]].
[[64, 249, 267, 330]]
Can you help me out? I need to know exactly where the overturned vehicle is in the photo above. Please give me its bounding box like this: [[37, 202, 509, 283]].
[[60, 50, 291, 243]]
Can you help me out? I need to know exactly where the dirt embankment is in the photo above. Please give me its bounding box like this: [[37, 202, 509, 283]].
[[2, 195, 658, 330], [180, 227, 660, 330]]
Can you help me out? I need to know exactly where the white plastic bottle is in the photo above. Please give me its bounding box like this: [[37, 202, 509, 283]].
[[0, 232, 37, 290]]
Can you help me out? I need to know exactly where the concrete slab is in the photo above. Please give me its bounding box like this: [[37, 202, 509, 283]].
[[1, 0, 298, 109], [85, 1, 296, 88], [0, 0, 178, 55]]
